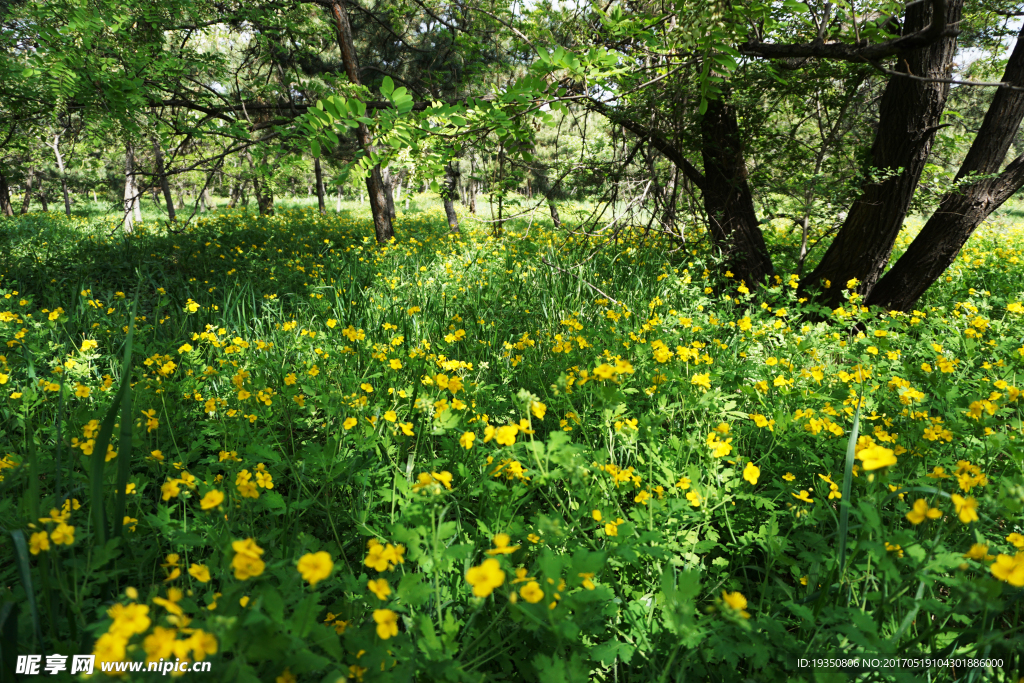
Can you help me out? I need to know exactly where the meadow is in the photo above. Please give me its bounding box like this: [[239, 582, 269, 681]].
[[1, 199, 1022, 682]]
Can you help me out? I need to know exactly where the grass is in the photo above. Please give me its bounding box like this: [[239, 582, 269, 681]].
[[0, 200, 1023, 681]]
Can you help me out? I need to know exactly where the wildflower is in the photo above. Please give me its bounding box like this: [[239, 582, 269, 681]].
[[284, 373, 297, 385], [344, 417, 357, 430], [373, 609, 399, 639], [906, 499, 942, 525], [857, 445, 897, 471], [792, 490, 814, 504], [963, 544, 994, 561], [107, 603, 151, 638], [686, 491, 702, 507], [189, 564, 211, 583], [231, 538, 266, 580], [1008, 533, 1024, 549], [400, 422, 414, 436], [161, 479, 182, 501], [743, 462, 760, 485], [459, 431, 475, 449], [721, 591, 751, 618], [530, 401, 546, 420], [141, 409, 159, 433], [990, 553, 1024, 586], [123, 516, 138, 532], [486, 533, 519, 556], [298, 551, 334, 586], [495, 424, 518, 446], [29, 530, 49, 554], [519, 581, 544, 603], [951, 494, 979, 524], [783, 472, 795, 482], [466, 558, 506, 597], [885, 542, 904, 558], [691, 373, 711, 390], [200, 490, 224, 510], [50, 523, 75, 546]]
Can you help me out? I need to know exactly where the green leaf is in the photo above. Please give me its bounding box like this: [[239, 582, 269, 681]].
[[9, 531, 43, 649], [111, 292, 138, 540], [311, 139, 321, 158], [381, 76, 395, 97]]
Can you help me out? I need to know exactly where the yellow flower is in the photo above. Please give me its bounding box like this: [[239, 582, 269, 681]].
[[107, 603, 150, 638], [495, 424, 518, 446], [400, 422, 414, 436], [782, 472, 795, 482], [721, 591, 751, 618], [276, 669, 297, 683], [74, 383, 90, 398], [389, 359, 403, 370], [178, 343, 193, 354], [951, 494, 979, 524], [200, 490, 224, 510], [368, 578, 392, 600], [161, 479, 182, 501], [990, 553, 1024, 586], [742, 462, 760, 485], [284, 373, 297, 385], [485, 533, 519, 556], [530, 401, 546, 420], [686, 491, 701, 507], [93, 632, 127, 663], [592, 509, 602, 522], [459, 431, 475, 449], [29, 530, 50, 554], [231, 538, 266, 580], [691, 373, 711, 390], [80, 339, 98, 352], [343, 417, 358, 430], [1007, 533, 1024, 549], [373, 609, 399, 639], [297, 551, 334, 586], [189, 564, 211, 583], [857, 445, 897, 471], [308, 365, 319, 377], [792, 490, 814, 504], [50, 523, 75, 545], [905, 499, 942, 525], [519, 581, 544, 603], [465, 558, 506, 597], [962, 544, 994, 561]]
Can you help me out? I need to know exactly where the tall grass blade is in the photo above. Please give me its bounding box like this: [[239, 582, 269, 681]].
[[111, 293, 139, 539], [836, 397, 863, 580], [9, 531, 43, 649]]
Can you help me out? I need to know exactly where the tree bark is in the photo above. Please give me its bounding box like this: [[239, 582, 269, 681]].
[[153, 140, 176, 221], [867, 23, 1024, 311], [314, 156, 326, 214], [20, 169, 34, 214], [700, 99, 774, 287], [0, 168, 13, 217], [443, 163, 459, 231], [328, 0, 395, 243], [123, 146, 136, 232], [801, 0, 964, 306], [48, 134, 72, 217], [382, 165, 397, 220]]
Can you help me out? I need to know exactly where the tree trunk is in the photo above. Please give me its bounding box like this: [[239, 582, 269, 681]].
[[443, 164, 459, 231], [39, 182, 49, 213], [868, 22, 1024, 312], [20, 169, 34, 214], [336, 185, 342, 212], [123, 146, 136, 232], [48, 134, 72, 217], [382, 166, 397, 220], [0, 168, 13, 217], [328, 0, 395, 243], [253, 176, 274, 215], [801, 0, 964, 306], [153, 141, 176, 221], [314, 156, 326, 214], [699, 99, 774, 287], [548, 200, 560, 228]]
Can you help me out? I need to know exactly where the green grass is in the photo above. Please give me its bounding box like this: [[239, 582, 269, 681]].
[[0, 202, 1022, 681]]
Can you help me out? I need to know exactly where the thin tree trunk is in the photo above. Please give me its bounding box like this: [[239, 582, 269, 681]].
[[395, 172, 404, 204], [153, 141, 176, 221], [548, 200, 560, 228], [39, 181, 48, 213], [328, 0, 394, 243], [48, 134, 72, 217], [123, 146, 136, 232], [382, 166, 397, 220], [443, 164, 459, 231], [21, 169, 33, 214], [801, 0, 964, 306], [0, 169, 13, 217], [699, 99, 774, 287], [314, 156, 326, 214], [868, 22, 1024, 311]]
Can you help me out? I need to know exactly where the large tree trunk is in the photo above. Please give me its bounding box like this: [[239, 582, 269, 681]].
[[328, 0, 395, 243], [801, 0, 964, 306], [153, 141, 176, 221], [314, 156, 326, 214], [443, 163, 459, 232], [700, 99, 774, 287], [48, 134, 72, 217], [868, 23, 1024, 312], [0, 168, 13, 217], [20, 169, 34, 214]]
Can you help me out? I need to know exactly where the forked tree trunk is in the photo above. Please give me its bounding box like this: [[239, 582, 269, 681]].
[[20, 169, 34, 214], [314, 156, 326, 214], [0, 169, 13, 217], [868, 22, 1024, 311], [153, 141, 176, 221], [801, 0, 965, 306], [700, 99, 774, 287], [328, 0, 395, 243]]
